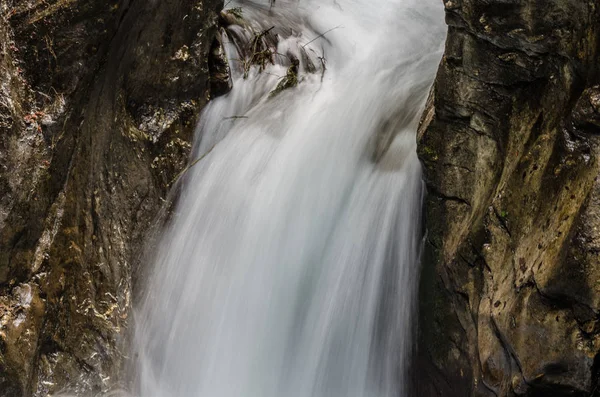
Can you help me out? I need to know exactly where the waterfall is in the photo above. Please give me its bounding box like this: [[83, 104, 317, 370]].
[[133, 0, 445, 396]]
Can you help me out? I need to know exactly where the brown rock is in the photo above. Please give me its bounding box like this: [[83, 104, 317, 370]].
[[0, 0, 224, 395], [416, 0, 600, 396]]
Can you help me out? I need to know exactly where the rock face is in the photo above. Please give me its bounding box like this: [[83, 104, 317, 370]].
[[0, 0, 223, 395], [2, 0, 599, 395], [416, 0, 600, 396]]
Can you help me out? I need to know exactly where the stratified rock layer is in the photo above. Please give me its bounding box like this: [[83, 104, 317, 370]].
[[0, 0, 223, 395], [417, 0, 600, 396]]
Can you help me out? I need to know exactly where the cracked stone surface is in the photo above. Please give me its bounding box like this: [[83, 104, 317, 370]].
[[416, 1, 600, 396]]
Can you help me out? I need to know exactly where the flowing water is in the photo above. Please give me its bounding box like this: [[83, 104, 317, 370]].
[[133, 0, 445, 396]]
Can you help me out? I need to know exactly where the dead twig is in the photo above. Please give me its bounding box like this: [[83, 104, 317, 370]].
[[318, 46, 327, 82], [302, 25, 342, 49], [169, 144, 217, 186], [243, 26, 276, 78], [222, 116, 249, 121]]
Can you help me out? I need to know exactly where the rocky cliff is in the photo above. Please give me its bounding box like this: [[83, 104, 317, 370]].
[[416, 0, 600, 396], [3, 0, 599, 396], [0, 0, 223, 395]]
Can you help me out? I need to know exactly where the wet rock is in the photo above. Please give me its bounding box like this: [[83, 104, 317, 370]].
[[208, 27, 233, 98], [0, 0, 224, 395], [416, 1, 600, 396]]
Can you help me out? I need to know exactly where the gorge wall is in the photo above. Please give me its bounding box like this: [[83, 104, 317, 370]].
[[0, 0, 223, 395], [2, 0, 600, 396], [417, 0, 600, 396]]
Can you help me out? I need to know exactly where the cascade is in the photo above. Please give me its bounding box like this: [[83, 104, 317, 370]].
[[133, 1, 445, 396]]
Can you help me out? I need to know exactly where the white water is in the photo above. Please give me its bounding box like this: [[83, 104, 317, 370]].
[[133, 0, 445, 396]]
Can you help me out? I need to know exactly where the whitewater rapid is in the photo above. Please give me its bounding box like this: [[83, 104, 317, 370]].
[[133, 0, 445, 396]]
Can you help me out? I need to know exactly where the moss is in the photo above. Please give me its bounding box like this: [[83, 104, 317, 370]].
[[421, 145, 439, 161], [269, 59, 299, 98], [226, 7, 243, 19]]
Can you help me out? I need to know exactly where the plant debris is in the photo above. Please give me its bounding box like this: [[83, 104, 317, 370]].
[[269, 57, 299, 98], [242, 26, 275, 79]]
